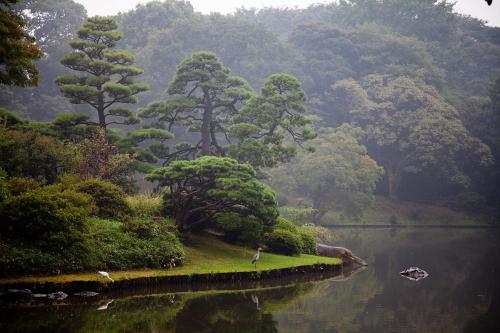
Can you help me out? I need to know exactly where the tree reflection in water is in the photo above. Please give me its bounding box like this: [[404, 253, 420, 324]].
[[1, 229, 499, 332]]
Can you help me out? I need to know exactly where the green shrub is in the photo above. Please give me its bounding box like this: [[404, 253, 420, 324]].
[[216, 212, 265, 246], [0, 240, 92, 276], [126, 193, 163, 217], [122, 216, 173, 239], [7, 176, 45, 195], [275, 216, 298, 232], [0, 184, 95, 250], [0, 168, 9, 203], [76, 179, 131, 219], [300, 224, 336, 243], [297, 228, 318, 255], [85, 218, 184, 270], [273, 217, 318, 254], [264, 229, 302, 256], [0, 128, 73, 183]]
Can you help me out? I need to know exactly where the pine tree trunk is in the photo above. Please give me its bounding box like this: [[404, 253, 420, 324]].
[[201, 107, 213, 155], [97, 89, 106, 129]]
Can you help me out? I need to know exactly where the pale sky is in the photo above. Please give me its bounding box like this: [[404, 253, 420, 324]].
[[74, 0, 500, 27]]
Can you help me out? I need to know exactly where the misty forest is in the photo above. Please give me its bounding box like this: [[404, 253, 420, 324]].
[[0, 0, 499, 332]]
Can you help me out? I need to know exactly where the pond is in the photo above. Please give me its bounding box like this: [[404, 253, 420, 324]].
[[1, 228, 499, 332]]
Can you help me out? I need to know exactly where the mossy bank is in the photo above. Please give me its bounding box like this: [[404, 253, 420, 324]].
[[0, 236, 341, 293]]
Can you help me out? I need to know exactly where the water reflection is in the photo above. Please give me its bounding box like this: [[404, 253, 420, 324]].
[[0, 229, 499, 332]]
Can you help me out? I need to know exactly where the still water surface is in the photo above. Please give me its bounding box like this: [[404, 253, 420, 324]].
[[1, 228, 499, 332]]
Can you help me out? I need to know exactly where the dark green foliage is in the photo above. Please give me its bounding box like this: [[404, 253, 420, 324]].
[[0, 0, 86, 120], [147, 156, 279, 232], [122, 216, 174, 240], [229, 73, 316, 168], [0, 240, 88, 276], [7, 176, 44, 195], [0, 107, 25, 126], [75, 178, 131, 220], [273, 217, 318, 255], [140, 51, 253, 160], [0, 127, 73, 182], [0, 184, 95, 250], [298, 230, 318, 255], [215, 212, 265, 246], [85, 218, 183, 270], [264, 229, 302, 256], [0, 218, 184, 276], [0, 167, 9, 202], [0, 0, 43, 86]]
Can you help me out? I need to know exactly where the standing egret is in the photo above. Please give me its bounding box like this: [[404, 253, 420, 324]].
[[251, 248, 263, 269], [97, 271, 114, 282]]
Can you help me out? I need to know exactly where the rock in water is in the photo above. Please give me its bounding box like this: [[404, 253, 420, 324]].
[[47, 291, 68, 300], [400, 266, 429, 281]]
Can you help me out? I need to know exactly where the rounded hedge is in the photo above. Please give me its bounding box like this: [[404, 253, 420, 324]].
[[0, 185, 94, 250], [264, 229, 302, 256], [76, 179, 131, 219], [298, 230, 318, 255]]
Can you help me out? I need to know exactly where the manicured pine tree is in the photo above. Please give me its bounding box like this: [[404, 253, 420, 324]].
[[56, 16, 148, 130]]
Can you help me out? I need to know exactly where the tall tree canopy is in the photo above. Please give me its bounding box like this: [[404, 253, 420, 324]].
[[139, 52, 314, 170], [229, 73, 316, 169], [56, 16, 148, 129], [329, 75, 493, 199], [139, 51, 254, 161], [0, 0, 43, 86], [269, 125, 383, 221]]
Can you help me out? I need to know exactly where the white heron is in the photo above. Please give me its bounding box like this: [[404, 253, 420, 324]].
[[251, 248, 263, 269], [97, 271, 114, 282]]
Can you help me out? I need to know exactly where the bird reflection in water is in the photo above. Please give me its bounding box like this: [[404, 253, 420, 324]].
[[97, 299, 114, 311]]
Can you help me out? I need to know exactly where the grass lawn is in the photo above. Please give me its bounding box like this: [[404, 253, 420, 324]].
[[0, 236, 340, 285]]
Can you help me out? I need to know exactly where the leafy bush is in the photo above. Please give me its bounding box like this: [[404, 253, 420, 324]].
[[216, 212, 265, 246], [7, 176, 45, 195], [122, 216, 174, 239], [275, 216, 298, 232], [76, 179, 131, 220], [0, 128, 73, 182], [270, 217, 318, 254], [297, 228, 318, 255], [85, 218, 184, 270], [0, 168, 8, 203], [264, 229, 302, 256], [0, 184, 95, 250], [71, 129, 135, 191], [300, 224, 336, 243], [126, 193, 163, 217], [0, 240, 92, 276]]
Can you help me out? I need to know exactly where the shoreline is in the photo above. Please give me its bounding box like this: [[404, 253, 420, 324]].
[[0, 262, 344, 294]]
